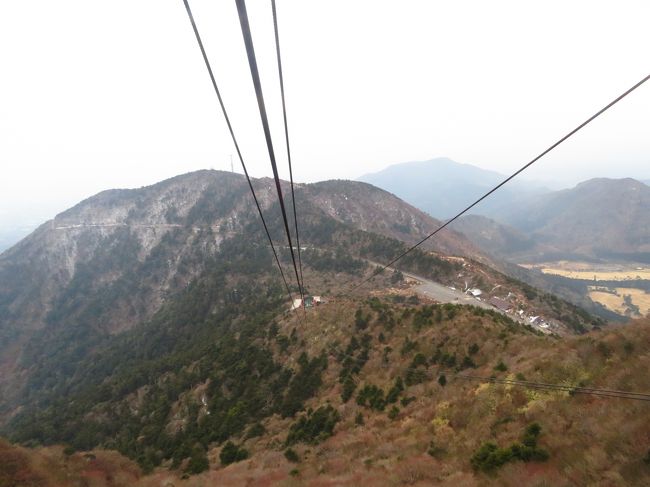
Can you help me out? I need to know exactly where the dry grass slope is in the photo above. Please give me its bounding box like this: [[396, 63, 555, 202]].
[[4, 298, 650, 486]]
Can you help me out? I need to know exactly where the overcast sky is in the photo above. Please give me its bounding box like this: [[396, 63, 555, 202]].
[[1, 0, 649, 225]]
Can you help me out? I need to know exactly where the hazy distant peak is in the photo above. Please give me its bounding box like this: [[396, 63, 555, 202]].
[[359, 157, 505, 184], [573, 177, 648, 190], [357, 157, 547, 219]]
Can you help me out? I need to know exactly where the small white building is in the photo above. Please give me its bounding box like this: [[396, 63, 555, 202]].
[[467, 288, 483, 297], [291, 295, 324, 310]]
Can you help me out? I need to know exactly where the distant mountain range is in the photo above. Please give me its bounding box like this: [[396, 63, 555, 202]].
[[493, 178, 650, 262], [361, 159, 650, 264], [358, 157, 548, 220]]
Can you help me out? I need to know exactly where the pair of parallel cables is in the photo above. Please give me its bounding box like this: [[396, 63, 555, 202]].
[[182, 0, 305, 310], [457, 374, 650, 402]]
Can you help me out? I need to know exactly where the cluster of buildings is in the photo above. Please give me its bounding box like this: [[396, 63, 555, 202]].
[[465, 288, 553, 332]]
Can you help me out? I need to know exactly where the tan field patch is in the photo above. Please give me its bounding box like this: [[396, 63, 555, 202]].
[[588, 288, 650, 317], [521, 261, 650, 281], [543, 268, 650, 281], [589, 291, 628, 315]]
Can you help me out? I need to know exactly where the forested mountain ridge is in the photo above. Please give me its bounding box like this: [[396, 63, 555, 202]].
[[494, 177, 650, 263], [0, 171, 255, 414], [305, 179, 483, 258], [363, 162, 650, 264], [0, 170, 498, 421], [450, 214, 538, 259], [0, 170, 618, 485], [0, 171, 484, 336]]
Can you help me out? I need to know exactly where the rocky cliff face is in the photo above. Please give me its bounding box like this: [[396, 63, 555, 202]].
[[1, 172, 237, 335]]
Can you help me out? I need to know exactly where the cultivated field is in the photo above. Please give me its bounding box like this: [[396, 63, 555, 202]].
[[522, 261, 650, 281], [521, 261, 650, 318], [588, 287, 650, 317]]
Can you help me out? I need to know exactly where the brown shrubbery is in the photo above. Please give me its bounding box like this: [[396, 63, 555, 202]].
[[4, 300, 650, 486]]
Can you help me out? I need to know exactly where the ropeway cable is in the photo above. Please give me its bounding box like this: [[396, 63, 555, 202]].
[[235, 0, 305, 306], [181, 0, 296, 309], [271, 0, 305, 298]]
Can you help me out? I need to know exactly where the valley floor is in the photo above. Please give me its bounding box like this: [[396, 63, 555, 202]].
[[521, 261, 650, 282], [521, 260, 650, 319]]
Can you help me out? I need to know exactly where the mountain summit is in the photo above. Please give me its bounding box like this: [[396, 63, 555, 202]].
[[358, 157, 546, 219], [0, 170, 489, 415]]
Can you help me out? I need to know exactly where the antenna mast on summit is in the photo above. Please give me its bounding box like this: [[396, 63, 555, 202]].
[[230, 154, 234, 173]]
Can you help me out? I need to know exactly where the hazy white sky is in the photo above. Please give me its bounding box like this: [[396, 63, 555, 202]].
[[1, 0, 649, 224]]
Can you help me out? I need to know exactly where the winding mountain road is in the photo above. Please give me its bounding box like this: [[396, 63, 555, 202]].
[[365, 260, 515, 318], [399, 269, 501, 312]]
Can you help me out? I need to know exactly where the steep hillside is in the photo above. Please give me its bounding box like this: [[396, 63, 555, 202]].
[[0, 439, 141, 486], [3, 301, 650, 486], [0, 171, 483, 340], [450, 214, 539, 259], [0, 171, 256, 414], [496, 178, 650, 263], [358, 158, 547, 220], [302, 180, 482, 258], [361, 162, 650, 265], [0, 170, 548, 421], [0, 170, 615, 485], [0, 171, 481, 351]]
